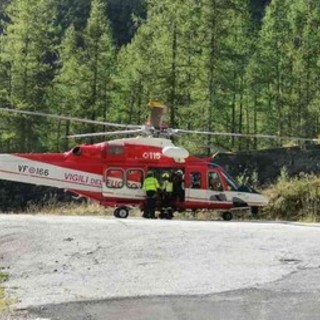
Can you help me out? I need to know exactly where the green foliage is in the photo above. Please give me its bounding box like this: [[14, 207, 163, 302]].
[[115, 0, 254, 151], [246, 0, 320, 148], [278, 166, 289, 183], [0, 272, 9, 313], [250, 0, 271, 23], [0, 0, 58, 152], [0, 0, 320, 154], [0, 273, 8, 283], [236, 169, 259, 189], [107, 0, 145, 47], [264, 174, 320, 221], [50, 0, 115, 148], [56, 0, 91, 32]]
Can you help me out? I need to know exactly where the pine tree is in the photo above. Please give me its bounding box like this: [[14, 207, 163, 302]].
[[246, 0, 293, 148], [115, 0, 253, 152], [0, 0, 58, 152], [246, 0, 320, 145], [49, 25, 80, 150], [52, 0, 115, 143], [82, 0, 115, 124], [195, 0, 252, 151], [289, 0, 320, 138], [56, 0, 91, 32], [115, 0, 204, 129], [107, 0, 145, 47]]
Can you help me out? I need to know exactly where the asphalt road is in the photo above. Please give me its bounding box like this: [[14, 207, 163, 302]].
[[0, 215, 320, 320]]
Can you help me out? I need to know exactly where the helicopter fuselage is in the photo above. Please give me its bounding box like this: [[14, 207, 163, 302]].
[[0, 137, 268, 220]]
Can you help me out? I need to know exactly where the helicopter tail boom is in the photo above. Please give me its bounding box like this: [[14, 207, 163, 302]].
[[0, 154, 103, 193]]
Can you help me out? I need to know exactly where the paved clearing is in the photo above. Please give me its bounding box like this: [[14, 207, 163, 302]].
[[0, 215, 320, 319]]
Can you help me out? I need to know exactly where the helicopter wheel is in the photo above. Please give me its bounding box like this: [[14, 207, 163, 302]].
[[116, 207, 129, 219], [222, 211, 233, 221], [114, 208, 120, 218]]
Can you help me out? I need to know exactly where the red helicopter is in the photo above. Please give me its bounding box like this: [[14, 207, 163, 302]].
[[2, 102, 309, 221]]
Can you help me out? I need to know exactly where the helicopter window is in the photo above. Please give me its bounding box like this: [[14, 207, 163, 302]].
[[208, 172, 223, 191], [126, 169, 144, 189], [107, 144, 124, 155], [190, 172, 201, 189], [106, 168, 124, 189], [221, 172, 238, 191]]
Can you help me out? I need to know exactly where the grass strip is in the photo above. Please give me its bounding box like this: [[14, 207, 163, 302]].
[[0, 272, 9, 314]]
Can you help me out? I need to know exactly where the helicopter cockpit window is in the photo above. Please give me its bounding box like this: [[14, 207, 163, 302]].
[[126, 169, 144, 189], [208, 172, 223, 191], [107, 143, 124, 156], [222, 172, 238, 191], [190, 172, 201, 189], [106, 168, 124, 189]]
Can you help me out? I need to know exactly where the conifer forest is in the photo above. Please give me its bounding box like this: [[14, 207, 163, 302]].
[[0, 0, 319, 154]]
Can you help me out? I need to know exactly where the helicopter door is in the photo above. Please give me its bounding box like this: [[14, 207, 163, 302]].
[[103, 168, 145, 201], [185, 170, 207, 205], [208, 171, 224, 192], [206, 170, 229, 204], [103, 168, 124, 199], [122, 168, 145, 199]]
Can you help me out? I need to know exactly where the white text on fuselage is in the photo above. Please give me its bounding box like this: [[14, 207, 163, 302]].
[[142, 152, 161, 160], [64, 173, 102, 187]]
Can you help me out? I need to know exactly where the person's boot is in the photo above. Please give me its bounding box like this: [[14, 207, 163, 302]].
[[142, 211, 150, 219]]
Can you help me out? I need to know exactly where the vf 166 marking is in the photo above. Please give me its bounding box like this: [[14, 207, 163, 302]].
[[18, 165, 49, 176]]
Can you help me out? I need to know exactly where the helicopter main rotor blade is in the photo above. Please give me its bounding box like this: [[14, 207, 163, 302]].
[[0, 108, 141, 129], [67, 128, 145, 139], [176, 129, 319, 142]]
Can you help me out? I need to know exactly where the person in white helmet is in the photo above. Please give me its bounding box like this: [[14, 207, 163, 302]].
[[161, 172, 173, 203]]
